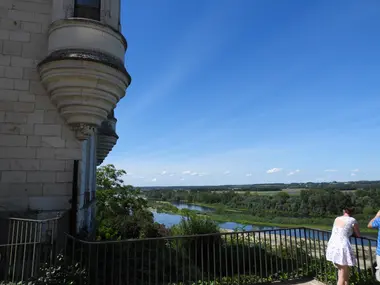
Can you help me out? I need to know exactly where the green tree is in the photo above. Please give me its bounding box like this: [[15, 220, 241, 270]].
[[96, 164, 164, 240], [96, 164, 126, 190]]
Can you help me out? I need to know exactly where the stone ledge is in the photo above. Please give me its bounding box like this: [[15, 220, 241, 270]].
[[47, 18, 127, 63], [49, 18, 128, 50]]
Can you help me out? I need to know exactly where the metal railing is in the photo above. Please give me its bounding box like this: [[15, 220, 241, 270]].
[[0, 212, 69, 283], [63, 227, 377, 285], [0, 224, 376, 284]]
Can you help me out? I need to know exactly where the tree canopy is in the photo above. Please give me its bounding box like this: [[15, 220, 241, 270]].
[[96, 164, 165, 240]]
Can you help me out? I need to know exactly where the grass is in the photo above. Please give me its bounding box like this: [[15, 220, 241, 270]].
[[210, 214, 332, 230], [206, 203, 377, 235]]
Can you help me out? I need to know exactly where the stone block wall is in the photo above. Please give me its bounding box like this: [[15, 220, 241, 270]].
[[0, 0, 82, 212]]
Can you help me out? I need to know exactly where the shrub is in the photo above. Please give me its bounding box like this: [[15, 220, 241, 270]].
[[306, 260, 377, 285], [28, 253, 87, 285], [215, 205, 226, 214], [171, 214, 219, 236], [139, 222, 170, 238]]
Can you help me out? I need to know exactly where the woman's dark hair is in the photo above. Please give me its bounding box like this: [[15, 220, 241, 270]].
[[344, 207, 355, 216]]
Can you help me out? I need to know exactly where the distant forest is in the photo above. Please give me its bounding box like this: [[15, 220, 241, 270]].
[[143, 181, 380, 223], [141, 180, 380, 192]]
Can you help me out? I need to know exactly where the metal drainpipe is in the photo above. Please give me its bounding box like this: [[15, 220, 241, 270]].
[[70, 160, 79, 235]]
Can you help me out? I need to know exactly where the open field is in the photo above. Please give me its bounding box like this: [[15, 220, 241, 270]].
[[212, 188, 308, 196], [212, 188, 359, 196]]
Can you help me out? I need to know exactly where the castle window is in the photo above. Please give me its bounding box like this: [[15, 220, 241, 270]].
[[74, 0, 101, 21]]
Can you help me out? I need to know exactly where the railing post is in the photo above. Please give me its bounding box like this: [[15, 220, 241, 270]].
[[303, 228, 308, 275]]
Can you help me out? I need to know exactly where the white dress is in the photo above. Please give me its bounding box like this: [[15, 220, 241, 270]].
[[325, 216, 357, 266]]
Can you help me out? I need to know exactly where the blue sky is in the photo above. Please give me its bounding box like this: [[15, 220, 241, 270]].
[[104, 0, 380, 186]]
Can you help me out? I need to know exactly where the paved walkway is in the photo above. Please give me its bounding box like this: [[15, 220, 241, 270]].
[[276, 279, 325, 285]]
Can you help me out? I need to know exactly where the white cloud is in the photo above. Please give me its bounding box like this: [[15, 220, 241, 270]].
[[187, 171, 208, 177], [266, 168, 282, 174], [351, 173, 356, 177], [223, 170, 231, 175], [169, 170, 207, 178], [152, 178, 157, 182], [180, 177, 185, 181], [324, 169, 337, 172], [246, 173, 252, 177], [161, 170, 167, 175], [352, 169, 359, 172], [287, 169, 300, 176]]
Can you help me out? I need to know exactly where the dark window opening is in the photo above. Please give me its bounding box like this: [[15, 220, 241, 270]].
[[74, 0, 101, 21]]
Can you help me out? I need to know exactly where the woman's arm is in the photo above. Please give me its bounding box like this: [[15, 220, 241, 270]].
[[368, 210, 380, 228], [353, 222, 360, 238]]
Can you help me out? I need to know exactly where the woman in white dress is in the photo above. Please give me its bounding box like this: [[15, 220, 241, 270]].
[[326, 208, 361, 285]]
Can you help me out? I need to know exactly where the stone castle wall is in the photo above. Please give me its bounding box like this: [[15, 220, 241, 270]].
[[0, 0, 82, 212]]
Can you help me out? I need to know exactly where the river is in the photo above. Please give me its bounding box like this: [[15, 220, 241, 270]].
[[153, 202, 281, 231], [152, 202, 377, 244]]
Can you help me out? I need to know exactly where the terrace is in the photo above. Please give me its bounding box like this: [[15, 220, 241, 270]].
[[0, 215, 377, 285]]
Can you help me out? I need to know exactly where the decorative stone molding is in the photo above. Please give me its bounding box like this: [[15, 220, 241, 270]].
[[96, 113, 118, 165], [38, 49, 131, 140], [71, 123, 97, 141], [37, 18, 130, 140], [96, 135, 117, 165]]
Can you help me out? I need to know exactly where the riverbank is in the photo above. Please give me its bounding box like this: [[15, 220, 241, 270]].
[[149, 200, 377, 235]]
